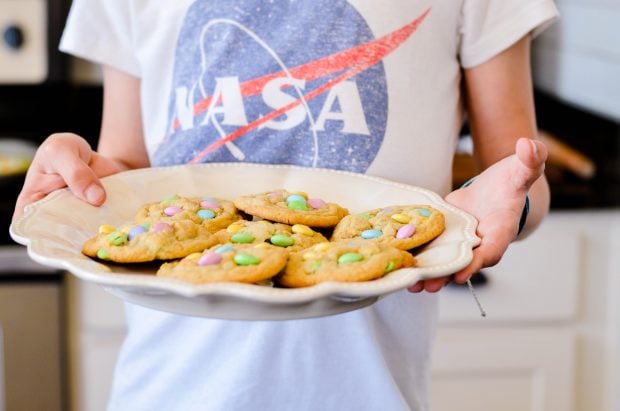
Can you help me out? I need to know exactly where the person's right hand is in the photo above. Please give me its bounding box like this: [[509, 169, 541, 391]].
[[12, 133, 124, 222]]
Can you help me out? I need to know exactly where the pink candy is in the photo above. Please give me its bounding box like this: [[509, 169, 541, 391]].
[[164, 206, 182, 216], [151, 222, 171, 233], [198, 252, 222, 266], [396, 224, 416, 239], [200, 200, 220, 209], [308, 198, 327, 209]]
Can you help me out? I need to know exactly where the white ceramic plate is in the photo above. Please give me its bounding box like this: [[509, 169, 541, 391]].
[[10, 163, 479, 320]]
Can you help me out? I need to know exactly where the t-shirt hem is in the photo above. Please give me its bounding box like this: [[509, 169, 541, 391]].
[[460, 1, 559, 68], [59, 34, 142, 78]]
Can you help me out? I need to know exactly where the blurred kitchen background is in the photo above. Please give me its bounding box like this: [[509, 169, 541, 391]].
[[0, 0, 619, 410]]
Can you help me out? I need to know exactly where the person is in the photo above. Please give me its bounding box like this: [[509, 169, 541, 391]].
[[13, 1, 558, 410]]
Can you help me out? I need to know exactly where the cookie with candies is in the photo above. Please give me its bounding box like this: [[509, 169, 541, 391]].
[[219, 220, 329, 253], [276, 241, 416, 288], [82, 220, 223, 263], [156, 243, 289, 284], [134, 195, 241, 232], [331, 205, 445, 250], [233, 189, 349, 228]]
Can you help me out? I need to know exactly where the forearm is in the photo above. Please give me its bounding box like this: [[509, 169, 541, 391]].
[[97, 65, 150, 170]]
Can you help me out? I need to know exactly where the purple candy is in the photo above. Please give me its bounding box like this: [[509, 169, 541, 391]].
[[198, 252, 222, 266], [164, 206, 182, 216], [396, 224, 416, 239], [127, 225, 147, 241], [308, 198, 327, 209]]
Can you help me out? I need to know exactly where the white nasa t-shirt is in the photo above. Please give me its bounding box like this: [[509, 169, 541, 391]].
[[60, 1, 557, 410]]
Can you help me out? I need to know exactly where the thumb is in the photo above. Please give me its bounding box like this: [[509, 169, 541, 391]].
[[512, 137, 547, 189]]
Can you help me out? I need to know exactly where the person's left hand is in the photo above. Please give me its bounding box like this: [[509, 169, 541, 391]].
[[408, 137, 547, 293]]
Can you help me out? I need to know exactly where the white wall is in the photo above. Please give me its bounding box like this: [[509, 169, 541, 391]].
[[532, 0, 620, 122]]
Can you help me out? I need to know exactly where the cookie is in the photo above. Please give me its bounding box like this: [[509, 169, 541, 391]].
[[277, 241, 416, 287], [233, 189, 349, 228], [220, 220, 329, 252], [156, 243, 289, 284], [82, 220, 223, 263], [331, 205, 445, 250], [134, 195, 241, 232]]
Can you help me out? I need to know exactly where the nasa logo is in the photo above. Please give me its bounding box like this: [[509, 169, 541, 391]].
[[153, 0, 428, 173]]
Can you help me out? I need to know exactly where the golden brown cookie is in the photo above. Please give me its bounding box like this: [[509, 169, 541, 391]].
[[276, 241, 416, 288], [134, 195, 241, 232], [156, 243, 289, 284], [233, 189, 348, 228], [219, 219, 329, 252], [82, 220, 223, 263], [330, 205, 445, 250]]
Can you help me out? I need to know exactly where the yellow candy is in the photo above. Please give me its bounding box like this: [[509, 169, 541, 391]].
[[98, 225, 116, 234], [314, 243, 330, 251], [292, 224, 314, 236], [186, 253, 202, 261], [302, 252, 318, 260], [391, 213, 411, 224], [227, 223, 245, 233], [254, 243, 271, 249]]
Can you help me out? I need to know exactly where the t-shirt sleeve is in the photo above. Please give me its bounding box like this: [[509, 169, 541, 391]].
[[459, 0, 559, 68], [59, 0, 141, 77]]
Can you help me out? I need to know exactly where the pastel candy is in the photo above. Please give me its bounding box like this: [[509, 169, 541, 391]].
[[308, 198, 327, 209], [198, 252, 222, 266], [164, 206, 182, 216], [214, 245, 234, 253], [270, 234, 295, 247], [200, 200, 220, 209], [151, 222, 171, 233], [396, 224, 416, 239], [127, 225, 147, 241], [338, 252, 364, 264], [231, 232, 255, 244], [197, 209, 216, 220], [234, 253, 261, 266], [361, 229, 382, 239]]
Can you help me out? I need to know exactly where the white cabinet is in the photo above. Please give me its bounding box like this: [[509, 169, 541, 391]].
[[67, 211, 620, 411], [432, 210, 620, 411]]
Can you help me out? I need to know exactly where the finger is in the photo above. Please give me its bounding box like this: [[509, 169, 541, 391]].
[[422, 276, 451, 293], [407, 281, 425, 293], [452, 250, 485, 284], [12, 173, 68, 221], [453, 228, 510, 284], [46, 146, 106, 206]]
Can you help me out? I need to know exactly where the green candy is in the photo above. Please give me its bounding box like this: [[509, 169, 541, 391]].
[[270, 234, 295, 247], [96, 249, 110, 260], [385, 261, 395, 273], [287, 200, 309, 211], [161, 195, 180, 203], [338, 252, 364, 264], [308, 260, 322, 273], [231, 232, 255, 244], [107, 231, 127, 246], [359, 213, 372, 220], [234, 253, 261, 266]]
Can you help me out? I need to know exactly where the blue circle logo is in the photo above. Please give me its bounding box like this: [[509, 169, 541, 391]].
[[153, 0, 397, 172]]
